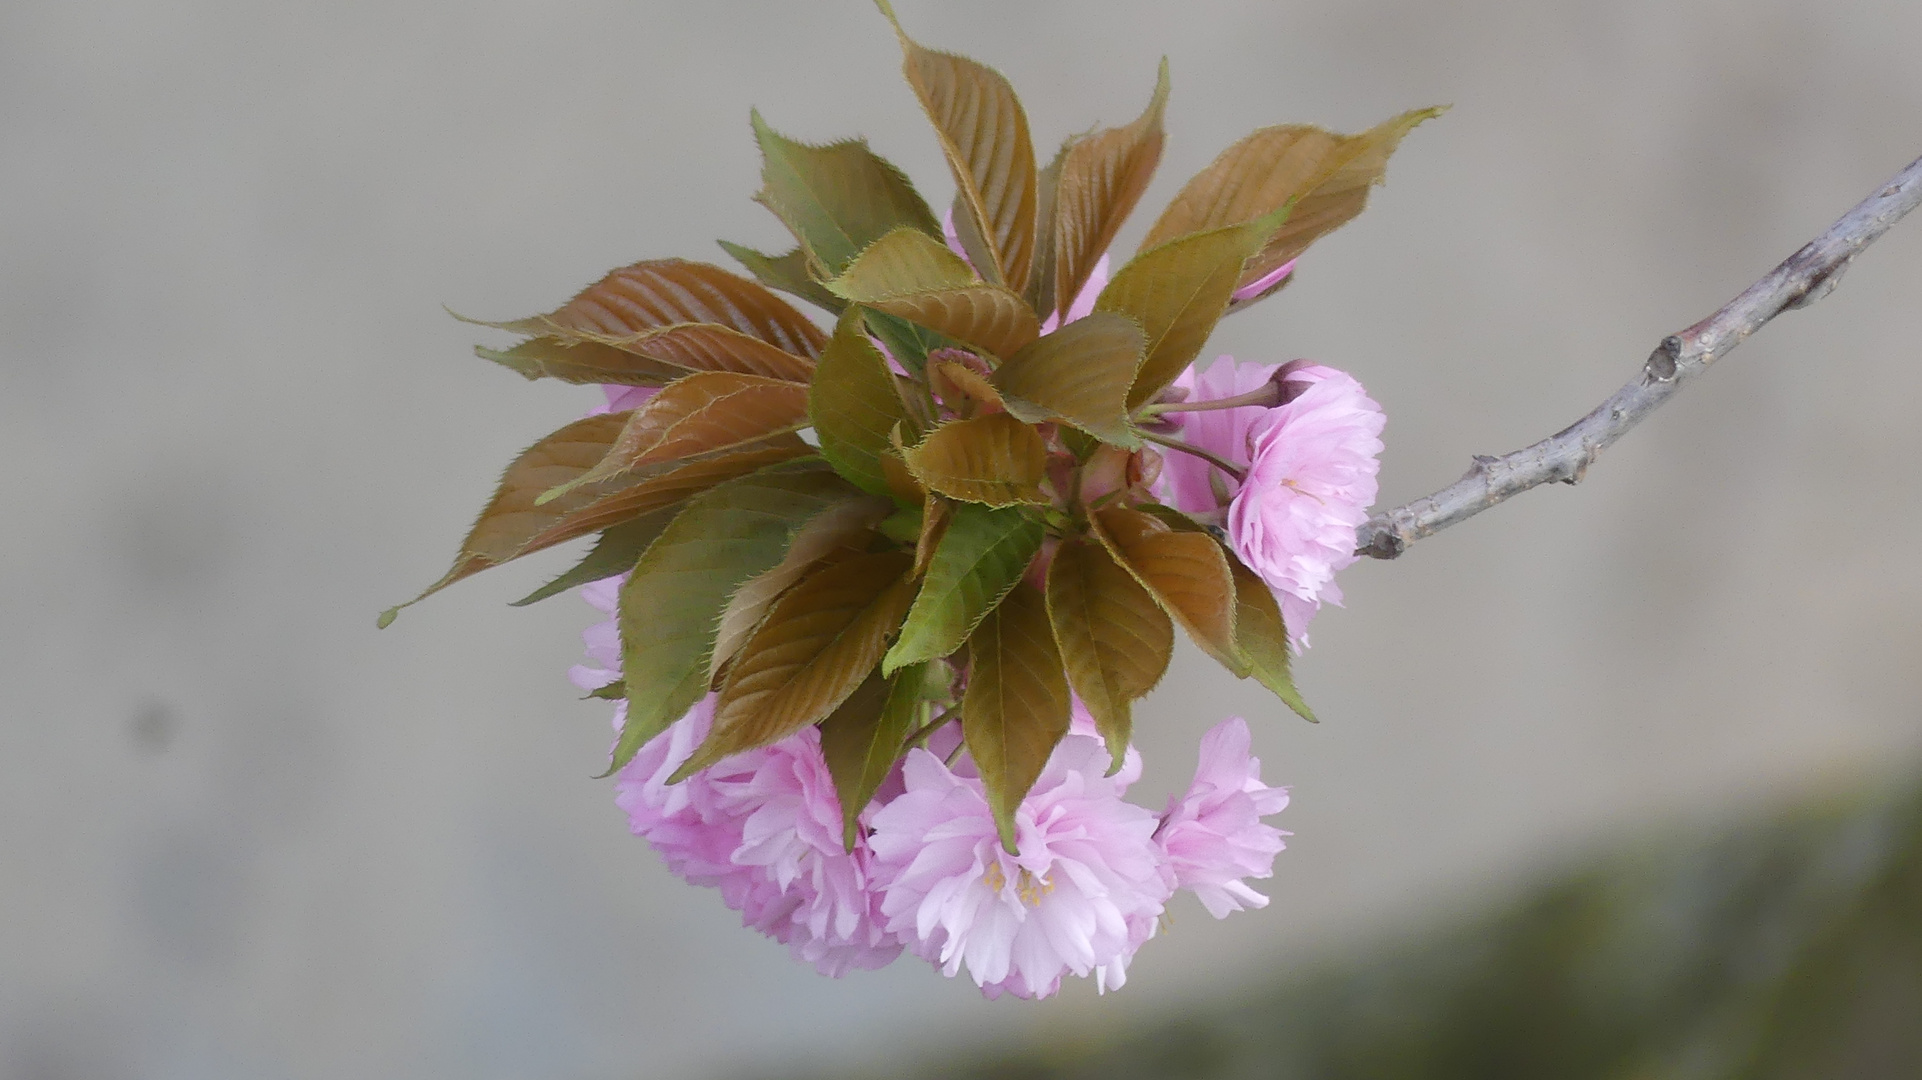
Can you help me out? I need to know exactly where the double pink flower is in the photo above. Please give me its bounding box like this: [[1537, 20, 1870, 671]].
[[1152, 358, 1385, 649]]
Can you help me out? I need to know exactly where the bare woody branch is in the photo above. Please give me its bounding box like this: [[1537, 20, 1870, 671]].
[[1356, 152, 1922, 560]]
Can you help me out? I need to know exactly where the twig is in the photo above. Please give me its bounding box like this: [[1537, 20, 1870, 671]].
[[1356, 152, 1922, 560]]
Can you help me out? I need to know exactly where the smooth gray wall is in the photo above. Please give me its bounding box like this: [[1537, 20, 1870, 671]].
[[3, 1, 1919, 1077]]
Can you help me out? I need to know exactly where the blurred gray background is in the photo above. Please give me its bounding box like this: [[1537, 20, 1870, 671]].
[[3, 1, 1919, 1077]]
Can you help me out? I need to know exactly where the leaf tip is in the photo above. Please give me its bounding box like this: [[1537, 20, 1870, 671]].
[[995, 815, 1018, 855], [375, 606, 399, 629]]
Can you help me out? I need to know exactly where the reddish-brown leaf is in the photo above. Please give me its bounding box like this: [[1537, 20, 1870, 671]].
[[1052, 60, 1169, 318], [678, 551, 918, 777], [563, 440, 812, 535], [1023, 134, 1078, 323], [490, 258, 827, 359], [902, 413, 1049, 507], [864, 286, 1039, 360], [711, 495, 894, 683], [929, 359, 1005, 418], [476, 337, 684, 386], [882, 3, 1038, 294], [585, 323, 814, 383], [379, 417, 807, 626], [1091, 505, 1243, 675], [1140, 108, 1443, 295], [578, 372, 810, 484], [1045, 537, 1173, 770]]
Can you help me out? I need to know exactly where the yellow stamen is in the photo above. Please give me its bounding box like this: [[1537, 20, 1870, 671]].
[[982, 861, 1007, 894]]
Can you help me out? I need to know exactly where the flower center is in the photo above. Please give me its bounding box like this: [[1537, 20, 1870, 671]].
[[1016, 868, 1055, 908], [981, 861, 1056, 907]]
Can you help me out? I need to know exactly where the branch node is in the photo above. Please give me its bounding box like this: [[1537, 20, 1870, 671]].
[[1788, 256, 1853, 310], [1563, 444, 1595, 484], [1644, 337, 1681, 382]]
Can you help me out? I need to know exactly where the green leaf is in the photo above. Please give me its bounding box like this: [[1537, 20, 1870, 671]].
[[718, 241, 848, 315], [675, 551, 918, 780], [750, 110, 942, 276], [825, 226, 976, 301], [880, 2, 1038, 293], [810, 309, 914, 497], [584, 680, 626, 701], [477, 257, 826, 359], [962, 580, 1069, 852], [509, 504, 682, 607], [817, 672, 916, 850], [1141, 107, 1444, 298], [1045, 537, 1173, 771], [862, 308, 949, 376], [885, 502, 1043, 673], [1226, 555, 1316, 722], [992, 311, 1146, 448], [1091, 505, 1243, 676], [1051, 58, 1169, 318], [611, 462, 860, 771], [901, 413, 1049, 507], [476, 337, 684, 386], [558, 372, 810, 492], [1097, 210, 1287, 410]]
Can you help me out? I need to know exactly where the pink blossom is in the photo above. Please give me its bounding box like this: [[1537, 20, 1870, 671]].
[[1228, 364, 1383, 647], [567, 576, 624, 692], [1038, 255, 1108, 335], [1230, 258, 1296, 303], [706, 726, 903, 975], [1152, 356, 1279, 516], [613, 696, 902, 975], [590, 383, 657, 415], [865, 732, 1171, 999], [941, 207, 975, 272], [1157, 717, 1292, 919]]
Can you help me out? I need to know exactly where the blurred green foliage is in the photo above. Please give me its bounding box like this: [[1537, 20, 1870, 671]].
[[781, 772, 1922, 1079]]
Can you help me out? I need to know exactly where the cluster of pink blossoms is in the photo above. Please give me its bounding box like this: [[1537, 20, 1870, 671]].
[[575, 586, 1293, 996], [568, 254, 1385, 997]]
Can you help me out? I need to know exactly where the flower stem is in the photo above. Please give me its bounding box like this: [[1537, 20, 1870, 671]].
[[906, 708, 956, 749], [1139, 429, 1248, 484], [1138, 382, 1283, 416]]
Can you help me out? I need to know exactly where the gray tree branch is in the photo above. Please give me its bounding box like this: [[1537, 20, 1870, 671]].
[[1356, 152, 1922, 560]]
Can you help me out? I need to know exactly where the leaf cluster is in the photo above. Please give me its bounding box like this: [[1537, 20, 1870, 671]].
[[389, 5, 1438, 852]]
